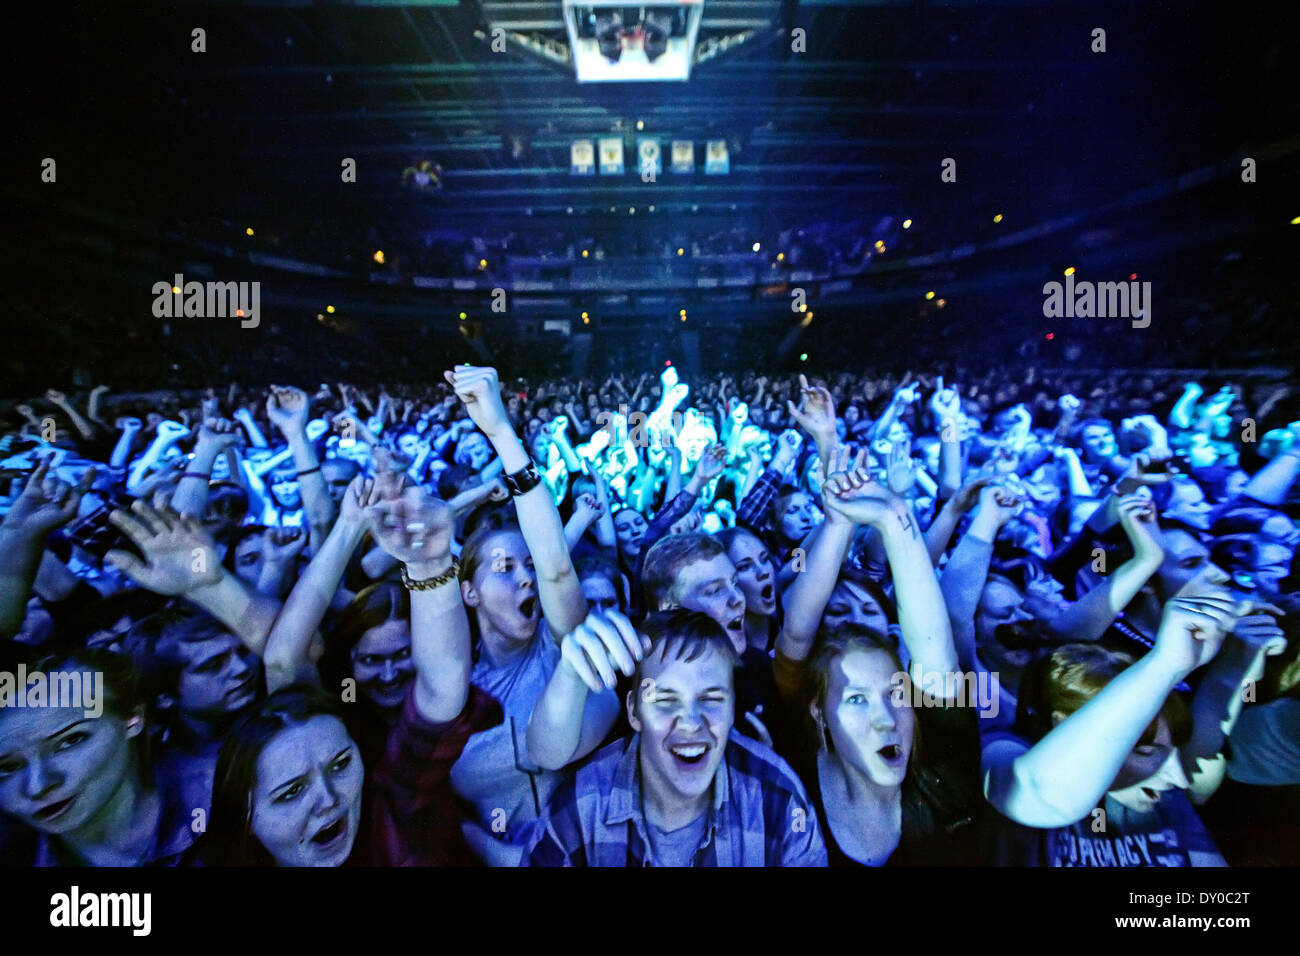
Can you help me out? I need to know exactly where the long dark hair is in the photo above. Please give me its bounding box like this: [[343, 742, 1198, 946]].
[[203, 685, 357, 867]]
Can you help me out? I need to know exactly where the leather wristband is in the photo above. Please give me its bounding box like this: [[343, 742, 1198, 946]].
[[502, 460, 542, 497]]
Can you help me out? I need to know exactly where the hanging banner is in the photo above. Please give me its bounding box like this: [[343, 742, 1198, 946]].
[[571, 139, 595, 175], [704, 139, 729, 175], [671, 139, 695, 174], [637, 136, 662, 179], [599, 137, 625, 175]]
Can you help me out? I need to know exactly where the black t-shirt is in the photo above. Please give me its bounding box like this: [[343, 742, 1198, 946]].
[[771, 652, 986, 866]]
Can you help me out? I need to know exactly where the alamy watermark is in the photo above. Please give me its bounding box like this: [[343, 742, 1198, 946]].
[[890, 665, 1000, 718], [152, 273, 260, 328], [1042, 273, 1150, 329], [0, 666, 103, 719]]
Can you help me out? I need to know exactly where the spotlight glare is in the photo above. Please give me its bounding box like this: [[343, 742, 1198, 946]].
[[326, 305, 336, 314], [752, 242, 760, 252], [1291, 216, 1300, 225], [245, 227, 254, 236], [799, 353, 808, 362], [902, 219, 912, 229], [1064, 266, 1075, 276], [373, 250, 385, 264], [172, 286, 181, 294], [676, 248, 684, 256], [459, 312, 467, 320], [993, 214, 1003, 223], [925, 291, 935, 301]]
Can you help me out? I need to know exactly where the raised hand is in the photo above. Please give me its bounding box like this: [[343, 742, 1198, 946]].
[[196, 417, 241, 453], [572, 493, 605, 526], [1, 458, 96, 539], [885, 440, 916, 496], [443, 365, 511, 438], [1058, 393, 1082, 414], [364, 484, 455, 572], [560, 610, 650, 694], [44, 389, 68, 405], [929, 377, 962, 423], [105, 501, 222, 595], [948, 475, 993, 515], [786, 374, 836, 440], [266, 385, 311, 435], [771, 428, 803, 470], [1116, 492, 1163, 566], [974, 481, 1023, 528], [688, 442, 727, 490], [262, 525, 307, 566], [1152, 571, 1240, 677]]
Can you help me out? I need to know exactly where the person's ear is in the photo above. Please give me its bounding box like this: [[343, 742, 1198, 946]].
[[626, 687, 642, 733], [460, 580, 480, 608]]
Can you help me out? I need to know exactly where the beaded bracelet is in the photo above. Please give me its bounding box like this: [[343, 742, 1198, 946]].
[[400, 558, 460, 591]]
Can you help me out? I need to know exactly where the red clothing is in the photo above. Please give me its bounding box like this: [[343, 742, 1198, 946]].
[[366, 685, 503, 866]]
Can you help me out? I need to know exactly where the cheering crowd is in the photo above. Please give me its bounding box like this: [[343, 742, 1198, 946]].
[[1, 362, 1298, 866]]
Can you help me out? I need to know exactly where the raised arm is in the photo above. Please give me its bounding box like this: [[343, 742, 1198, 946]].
[[774, 446, 858, 663], [172, 417, 240, 519], [0, 459, 94, 636], [1048, 494, 1164, 642], [526, 610, 640, 770], [106, 502, 281, 656], [446, 365, 588, 640], [267, 386, 337, 549], [824, 464, 959, 680], [984, 575, 1236, 828], [261, 475, 380, 691], [363, 479, 471, 722]]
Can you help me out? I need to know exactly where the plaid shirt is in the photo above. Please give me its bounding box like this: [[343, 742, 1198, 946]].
[[736, 466, 783, 533], [367, 684, 504, 866], [524, 730, 827, 867]]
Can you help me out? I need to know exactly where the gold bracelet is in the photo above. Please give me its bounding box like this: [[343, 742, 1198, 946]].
[[400, 558, 460, 591]]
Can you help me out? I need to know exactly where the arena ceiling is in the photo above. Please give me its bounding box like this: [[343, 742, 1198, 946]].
[[14, 1, 1295, 241]]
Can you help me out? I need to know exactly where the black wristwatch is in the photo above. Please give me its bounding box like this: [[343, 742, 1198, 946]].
[[502, 461, 542, 497]]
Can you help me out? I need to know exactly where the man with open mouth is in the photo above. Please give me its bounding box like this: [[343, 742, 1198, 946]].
[[525, 608, 826, 867]]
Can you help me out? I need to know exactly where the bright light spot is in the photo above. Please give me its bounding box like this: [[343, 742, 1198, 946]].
[[478, 259, 487, 269], [799, 353, 808, 362], [799, 304, 808, 312], [777, 252, 785, 261], [582, 249, 590, 258], [326, 305, 336, 314], [936, 299, 946, 308], [902, 219, 912, 230], [1064, 266, 1075, 276], [993, 214, 1003, 224], [648, 205, 655, 212], [636, 120, 644, 131], [1045, 332, 1055, 340], [925, 291, 935, 301], [245, 227, 254, 236], [677, 248, 684, 256], [373, 250, 385, 264], [236, 309, 244, 317], [1129, 273, 1138, 281], [874, 240, 886, 253], [629, 208, 635, 215], [172, 286, 181, 294], [665, 360, 672, 366], [1291, 216, 1300, 225], [582, 316, 590, 325], [752, 242, 761, 252]]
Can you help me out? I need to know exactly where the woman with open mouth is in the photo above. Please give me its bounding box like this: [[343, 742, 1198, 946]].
[[440, 366, 625, 867], [770, 458, 985, 865], [205, 471, 501, 866]]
